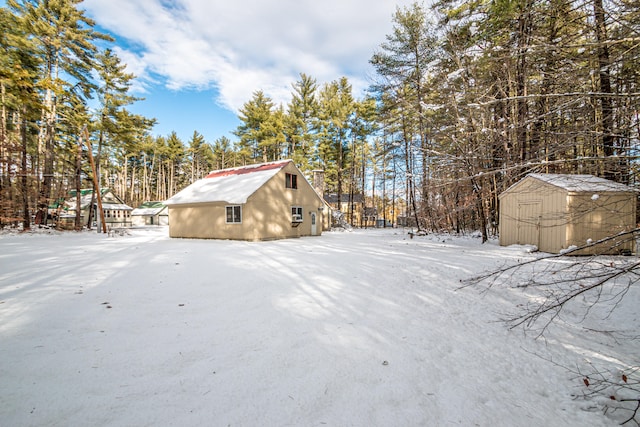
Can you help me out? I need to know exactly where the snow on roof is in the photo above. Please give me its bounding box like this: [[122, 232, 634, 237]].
[[165, 160, 292, 206], [65, 189, 132, 210], [132, 201, 167, 216], [204, 161, 288, 179], [528, 173, 635, 193], [103, 203, 133, 211], [132, 207, 166, 216]]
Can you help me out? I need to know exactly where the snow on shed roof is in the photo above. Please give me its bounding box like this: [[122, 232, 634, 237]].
[[164, 160, 292, 206], [527, 173, 635, 193]]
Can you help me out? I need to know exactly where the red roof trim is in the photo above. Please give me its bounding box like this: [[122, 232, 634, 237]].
[[205, 160, 290, 179]]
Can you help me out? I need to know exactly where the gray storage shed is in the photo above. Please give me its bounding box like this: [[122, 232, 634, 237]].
[[499, 174, 637, 255]]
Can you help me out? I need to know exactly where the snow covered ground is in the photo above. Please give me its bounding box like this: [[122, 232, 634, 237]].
[[0, 227, 637, 426]]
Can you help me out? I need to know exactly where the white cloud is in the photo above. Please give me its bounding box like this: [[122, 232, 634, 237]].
[[83, 0, 415, 112], [110, 47, 155, 93]]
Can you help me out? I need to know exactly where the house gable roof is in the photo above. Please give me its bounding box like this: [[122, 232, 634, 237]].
[[164, 160, 292, 206], [65, 188, 131, 210], [132, 201, 167, 216]]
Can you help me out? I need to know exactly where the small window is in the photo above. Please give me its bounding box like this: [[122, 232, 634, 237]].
[[285, 173, 298, 189], [292, 206, 303, 222], [226, 205, 242, 223]]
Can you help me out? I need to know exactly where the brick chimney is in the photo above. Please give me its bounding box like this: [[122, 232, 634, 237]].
[[312, 170, 325, 199]]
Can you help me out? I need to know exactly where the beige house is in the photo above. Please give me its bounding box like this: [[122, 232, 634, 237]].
[[131, 201, 169, 226], [324, 193, 364, 226], [499, 174, 637, 255], [62, 188, 133, 229], [164, 160, 326, 240]]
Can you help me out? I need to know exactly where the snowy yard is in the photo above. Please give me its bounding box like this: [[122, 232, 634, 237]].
[[0, 227, 637, 426]]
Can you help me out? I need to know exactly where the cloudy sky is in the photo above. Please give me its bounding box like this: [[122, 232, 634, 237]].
[[80, 0, 417, 142]]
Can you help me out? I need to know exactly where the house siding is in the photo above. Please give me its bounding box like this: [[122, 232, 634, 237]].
[[247, 163, 324, 240]]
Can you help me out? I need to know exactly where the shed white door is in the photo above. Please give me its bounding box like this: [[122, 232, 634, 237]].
[[517, 201, 541, 246], [311, 212, 317, 236]]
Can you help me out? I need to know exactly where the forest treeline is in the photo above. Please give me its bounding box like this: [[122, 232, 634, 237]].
[[1, 0, 638, 239]]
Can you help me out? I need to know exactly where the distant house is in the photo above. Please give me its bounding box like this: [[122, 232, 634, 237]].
[[324, 193, 364, 226], [164, 160, 326, 240], [131, 201, 168, 226], [64, 188, 133, 229], [362, 206, 378, 228], [499, 174, 637, 255]]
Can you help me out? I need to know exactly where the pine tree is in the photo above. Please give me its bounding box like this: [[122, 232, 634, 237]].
[[0, 6, 40, 229], [187, 130, 209, 181], [370, 2, 438, 231], [212, 136, 233, 170], [286, 73, 319, 171], [7, 0, 111, 223], [316, 77, 355, 214], [234, 90, 280, 163]]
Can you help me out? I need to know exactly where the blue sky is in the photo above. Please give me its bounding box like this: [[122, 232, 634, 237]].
[[11, 0, 418, 144]]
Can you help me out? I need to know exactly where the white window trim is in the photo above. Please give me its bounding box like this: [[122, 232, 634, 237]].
[[226, 205, 242, 224], [292, 206, 303, 222]]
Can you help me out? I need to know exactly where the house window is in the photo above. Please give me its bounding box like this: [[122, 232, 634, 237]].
[[292, 206, 303, 222], [226, 205, 242, 223], [285, 173, 298, 189]]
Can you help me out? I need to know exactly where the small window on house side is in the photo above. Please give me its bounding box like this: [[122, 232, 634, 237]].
[[285, 173, 298, 189], [226, 205, 242, 223], [291, 206, 303, 222]]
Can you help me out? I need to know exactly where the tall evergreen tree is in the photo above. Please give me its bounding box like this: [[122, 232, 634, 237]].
[[234, 91, 281, 163], [316, 77, 355, 209], [370, 2, 438, 231], [7, 0, 111, 222], [212, 136, 233, 170], [94, 48, 144, 162], [286, 73, 319, 171], [0, 6, 40, 229], [187, 130, 209, 181]]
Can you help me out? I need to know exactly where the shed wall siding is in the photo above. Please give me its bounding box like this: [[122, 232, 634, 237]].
[[500, 175, 637, 254], [566, 193, 636, 255], [499, 178, 567, 253]]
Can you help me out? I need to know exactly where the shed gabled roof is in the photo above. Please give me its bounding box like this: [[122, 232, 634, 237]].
[[164, 160, 292, 206], [527, 173, 635, 193]]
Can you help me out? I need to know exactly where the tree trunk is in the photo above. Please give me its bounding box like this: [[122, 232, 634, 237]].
[[75, 130, 83, 230], [21, 113, 31, 231], [516, 1, 533, 162], [593, 0, 615, 179]]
